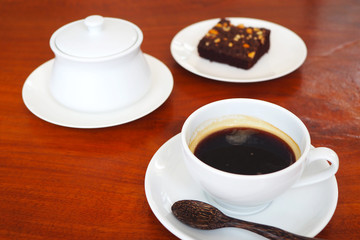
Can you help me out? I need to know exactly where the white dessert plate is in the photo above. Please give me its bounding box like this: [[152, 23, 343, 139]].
[[170, 18, 307, 83], [22, 54, 173, 128], [145, 134, 338, 240]]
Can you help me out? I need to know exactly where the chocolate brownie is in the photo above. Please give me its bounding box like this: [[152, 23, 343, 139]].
[[197, 18, 270, 69]]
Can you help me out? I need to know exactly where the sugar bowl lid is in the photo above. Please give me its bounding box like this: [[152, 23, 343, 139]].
[[50, 15, 141, 58]]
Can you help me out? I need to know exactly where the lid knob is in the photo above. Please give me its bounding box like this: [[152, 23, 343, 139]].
[[84, 15, 104, 34]]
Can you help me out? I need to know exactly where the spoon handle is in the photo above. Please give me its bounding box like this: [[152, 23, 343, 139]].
[[226, 218, 324, 240]]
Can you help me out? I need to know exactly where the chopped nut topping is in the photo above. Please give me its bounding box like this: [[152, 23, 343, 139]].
[[243, 43, 250, 48], [209, 29, 219, 35], [248, 51, 255, 59], [228, 42, 233, 47], [216, 23, 222, 27], [237, 24, 245, 28], [205, 42, 210, 46], [233, 34, 241, 41], [246, 28, 253, 34], [214, 38, 221, 43], [223, 26, 231, 31], [258, 35, 265, 44]]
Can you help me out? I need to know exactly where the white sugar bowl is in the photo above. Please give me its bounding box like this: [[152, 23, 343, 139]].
[[49, 15, 151, 112]]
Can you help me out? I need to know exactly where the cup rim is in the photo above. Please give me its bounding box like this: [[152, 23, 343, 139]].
[[181, 98, 311, 179]]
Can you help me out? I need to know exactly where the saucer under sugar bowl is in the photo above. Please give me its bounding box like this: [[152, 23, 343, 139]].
[[49, 15, 151, 112]]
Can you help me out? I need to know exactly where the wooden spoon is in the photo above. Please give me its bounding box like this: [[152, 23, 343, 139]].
[[172, 200, 324, 240]]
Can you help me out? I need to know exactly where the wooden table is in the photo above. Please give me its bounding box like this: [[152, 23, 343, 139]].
[[1, 0, 359, 239]]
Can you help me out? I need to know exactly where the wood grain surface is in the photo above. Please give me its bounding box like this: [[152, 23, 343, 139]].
[[0, 0, 359, 239]]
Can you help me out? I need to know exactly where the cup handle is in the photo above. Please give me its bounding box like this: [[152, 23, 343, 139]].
[[292, 147, 339, 188]]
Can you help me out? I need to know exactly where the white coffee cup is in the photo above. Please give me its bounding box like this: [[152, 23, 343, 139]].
[[181, 98, 339, 215]]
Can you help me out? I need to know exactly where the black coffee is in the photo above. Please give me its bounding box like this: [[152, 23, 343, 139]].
[[193, 127, 296, 175]]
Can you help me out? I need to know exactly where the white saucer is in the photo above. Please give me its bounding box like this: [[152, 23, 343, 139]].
[[170, 18, 307, 83], [22, 54, 173, 128], [145, 134, 338, 240]]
